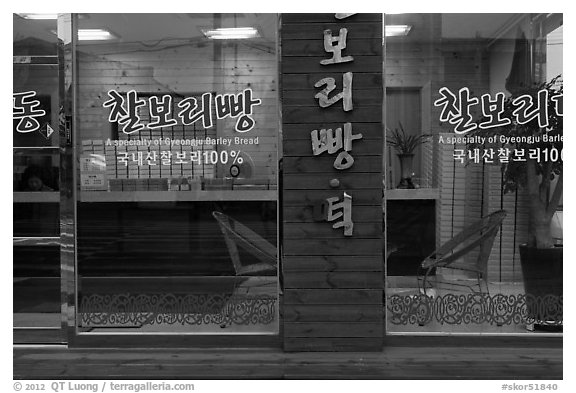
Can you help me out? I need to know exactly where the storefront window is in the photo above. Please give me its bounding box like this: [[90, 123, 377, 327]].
[[13, 12, 563, 347], [385, 14, 563, 334], [13, 14, 61, 338], [75, 14, 279, 334]]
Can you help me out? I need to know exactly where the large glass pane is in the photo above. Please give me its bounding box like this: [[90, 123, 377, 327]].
[[76, 14, 279, 334], [13, 13, 61, 334], [384, 14, 563, 334]]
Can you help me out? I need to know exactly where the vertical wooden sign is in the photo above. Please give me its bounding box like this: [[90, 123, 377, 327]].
[[281, 13, 384, 351]]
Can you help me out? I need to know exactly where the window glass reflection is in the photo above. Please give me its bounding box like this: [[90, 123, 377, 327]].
[[13, 14, 61, 335], [76, 14, 279, 334], [385, 13, 563, 334]]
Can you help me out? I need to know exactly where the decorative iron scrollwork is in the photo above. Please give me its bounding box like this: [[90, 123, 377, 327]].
[[80, 293, 277, 327], [387, 294, 562, 326]]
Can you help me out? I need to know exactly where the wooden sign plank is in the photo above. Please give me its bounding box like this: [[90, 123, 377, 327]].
[[282, 39, 382, 57], [283, 73, 382, 90], [283, 189, 382, 205], [283, 156, 382, 175], [284, 140, 382, 156], [283, 289, 383, 305], [282, 256, 383, 272], [284, 305, 383, 322], [283, 106, 382, 124], [281, 13, 383, 352], [283, 87, 382, 106], [283, 239, 381, 256], [283, 272, 383, 289], [283, 222, 381, 239], [282, 14, 383, 23], [282, 255, 384, 272], [283, 123, 383, 139], [283, 205, 381, 223], [284, 322, 382, 338], [282, 22, 382, 40], [284, 337, 382, 352], [284, 173, 383, 189]]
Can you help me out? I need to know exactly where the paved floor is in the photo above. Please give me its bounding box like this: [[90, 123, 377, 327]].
[[14, 343, 562, 380]]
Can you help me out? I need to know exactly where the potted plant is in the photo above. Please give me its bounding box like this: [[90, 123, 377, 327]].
[[470, 75, 563, 329], [386, 122, 431, 189]]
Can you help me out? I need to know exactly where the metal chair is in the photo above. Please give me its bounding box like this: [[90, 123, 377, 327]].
[[212, 211, 279, 329], [212, 211, 277, 276], [417, 210, 507, 296]]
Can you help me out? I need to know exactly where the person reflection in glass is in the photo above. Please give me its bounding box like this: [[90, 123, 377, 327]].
[[21, 165, 54, 191]]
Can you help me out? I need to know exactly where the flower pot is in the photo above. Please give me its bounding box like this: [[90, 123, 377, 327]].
[[519, 244, 563, 329], [397, 153, 415, 189]]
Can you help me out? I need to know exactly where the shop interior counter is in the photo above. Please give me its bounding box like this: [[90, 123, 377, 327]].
[[13, 192, 60, 203], [79, 189, 277, 202], [385, 188, 439, 200]]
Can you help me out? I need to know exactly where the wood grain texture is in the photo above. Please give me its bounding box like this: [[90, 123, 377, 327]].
[[283, 222, 382, 238], [283, 205, 382, 223], [283, 272, 383, 288], [282, 256, 383, 272], [283, 89, 382, 107], [281, 13, 383, 351], [283, 337, 383, 353], [284, 141, 382, 157], [283, 239, 381, 256], [283, 289, 383, 305], [282, 39, 381, 57], [284, 305, 383, 322], [284, 322, 383, 338], [283, 106, 382, 124], [282, 56, 383, 74], [282, 14, 383, 24], [281, 22, 381, 40], [282, 187, 381, 204], [282, 72, 382, 90], [13, 344, 562, 379], [283, 122, 383, 140], [283, 173, 382, 189], [283, 156, 383, 174]]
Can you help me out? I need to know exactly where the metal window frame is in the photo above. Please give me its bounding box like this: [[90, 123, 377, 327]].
[[57, 13, 78, 344]]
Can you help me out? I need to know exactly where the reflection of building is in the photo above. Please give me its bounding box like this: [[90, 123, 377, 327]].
[[13, 13, 562, 376]]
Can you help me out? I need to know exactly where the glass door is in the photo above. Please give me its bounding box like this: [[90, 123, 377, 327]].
[[72, 14, 280, 340], [13, 13, 63, 343]]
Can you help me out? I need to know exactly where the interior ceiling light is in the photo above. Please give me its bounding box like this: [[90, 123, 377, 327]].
[[385, 25, 412, 37], [17, 13, 58, 20], [201, 27, 260, 40], [78, 29, 117, 41], [50, 28, 117, 41]]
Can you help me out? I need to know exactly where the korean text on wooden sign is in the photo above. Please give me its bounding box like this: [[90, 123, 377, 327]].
[[311, 13, 366, 236]]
